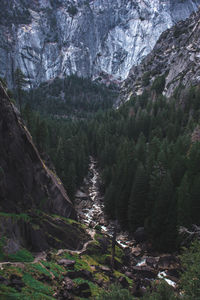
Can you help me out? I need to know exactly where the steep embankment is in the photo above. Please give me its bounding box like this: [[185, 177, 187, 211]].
[[0, 83, 91, 253], [120, 7, 200, 103], [0, 0, 200, 86]]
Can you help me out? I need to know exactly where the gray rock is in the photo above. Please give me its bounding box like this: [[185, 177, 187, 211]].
[[0, 0, 200, 87], [132, 266, 157, 279], [0, 84, 76, 219], [74, 282, 91, 298], [58, 259, 76, 268], [67, 269, 92, 280], [120, 6, 200, 103], [63, 277, 75, 291]]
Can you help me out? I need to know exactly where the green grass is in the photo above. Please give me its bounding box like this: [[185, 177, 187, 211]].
[[0, 285, 22, 300], [8, 249, 34, 262], [28, 263, 52, 277], [62, 252, 93, 272], [42, 261, 65, 279], [23, 274, 53, 296]]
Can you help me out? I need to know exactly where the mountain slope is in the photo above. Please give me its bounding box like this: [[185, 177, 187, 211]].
[[0, 83, 91, 253], [0, 0, 200, 86], [120, 7, 200, 103], [0, 84, 75, 218]]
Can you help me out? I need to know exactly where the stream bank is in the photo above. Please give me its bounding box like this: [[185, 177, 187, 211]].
[[75, 157, 180, 294]]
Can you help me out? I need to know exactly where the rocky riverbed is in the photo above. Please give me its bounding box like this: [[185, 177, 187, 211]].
[[75, 157, 180, 295]]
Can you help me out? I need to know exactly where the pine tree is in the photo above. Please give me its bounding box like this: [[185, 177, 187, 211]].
[[177, 174, 191, 227], [14, 68, 28, 112], [128, 163, 149, 232]]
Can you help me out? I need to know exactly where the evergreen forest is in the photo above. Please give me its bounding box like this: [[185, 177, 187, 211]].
[[20, 75, 200, 252]]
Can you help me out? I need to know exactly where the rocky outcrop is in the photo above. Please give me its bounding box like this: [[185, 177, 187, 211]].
[[0, 83, 75, 218], [120, 6, 200, 103], [0, 0, 200, 86], [0, 83, 89, 252]]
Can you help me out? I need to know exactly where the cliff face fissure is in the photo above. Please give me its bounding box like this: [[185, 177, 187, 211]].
[[1, 0, 200, 86]]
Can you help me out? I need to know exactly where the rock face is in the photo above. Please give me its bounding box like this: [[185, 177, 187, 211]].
[[120, 6, 200, 102], [0, 0, 200, 86], [0, 84, 94, 252], [0, 83, 75, 218]]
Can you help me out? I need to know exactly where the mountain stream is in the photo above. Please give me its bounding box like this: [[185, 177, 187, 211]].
[[75, 157, 178, 289]]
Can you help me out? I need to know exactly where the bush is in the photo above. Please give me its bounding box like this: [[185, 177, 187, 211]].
[[96, 284, 134, 300]]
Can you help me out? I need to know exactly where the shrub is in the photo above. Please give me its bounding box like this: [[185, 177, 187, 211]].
[[96, 284, 134, 300]]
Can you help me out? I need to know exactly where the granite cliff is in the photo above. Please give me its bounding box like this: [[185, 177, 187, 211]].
[[119, 6, 200, 103], [0, 0, 200, 86], [0, 83, 91, 253]]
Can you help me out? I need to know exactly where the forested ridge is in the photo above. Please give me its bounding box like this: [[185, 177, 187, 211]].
[[21, 76, 200, 252]]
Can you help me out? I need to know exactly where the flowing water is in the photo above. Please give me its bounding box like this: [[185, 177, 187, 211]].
[[75, 156, 177, 288], [75, 156, 134, 248]]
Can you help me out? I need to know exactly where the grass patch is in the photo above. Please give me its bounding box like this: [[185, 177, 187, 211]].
[[8, 249, 34, 263], [42, 261, 65, 279], [28, 263, 52, 278], [0, 212, 31, 222], [0, 285, 22, 300], [62, 252, 92, 272], [23, 273, 53, 296], [52, 215, 79, 225]]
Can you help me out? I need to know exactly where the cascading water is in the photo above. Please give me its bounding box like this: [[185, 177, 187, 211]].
[[75, 156, 178, 288]]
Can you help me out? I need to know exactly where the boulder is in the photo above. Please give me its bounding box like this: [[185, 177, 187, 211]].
[[131, 245, 143, 257], [146, 257, 159, 268], [75, 190, 88, 200], [67, 270, 93, 281], [58, 288, 74, 300], [74, 282, 91, 298], [157, 255, 179, 270], [58, 259, 76, 268], [63, 277, 75, 291], [132, 266, 157, 279]]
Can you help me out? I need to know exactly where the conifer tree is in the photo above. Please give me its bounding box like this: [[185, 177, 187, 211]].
[[14, 68, 28, 112]]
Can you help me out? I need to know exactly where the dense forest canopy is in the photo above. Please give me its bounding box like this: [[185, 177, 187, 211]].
[[20, 75, 200, 252]]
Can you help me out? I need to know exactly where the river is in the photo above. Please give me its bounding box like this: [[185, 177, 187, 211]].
[[75, 156, 178, 288]]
